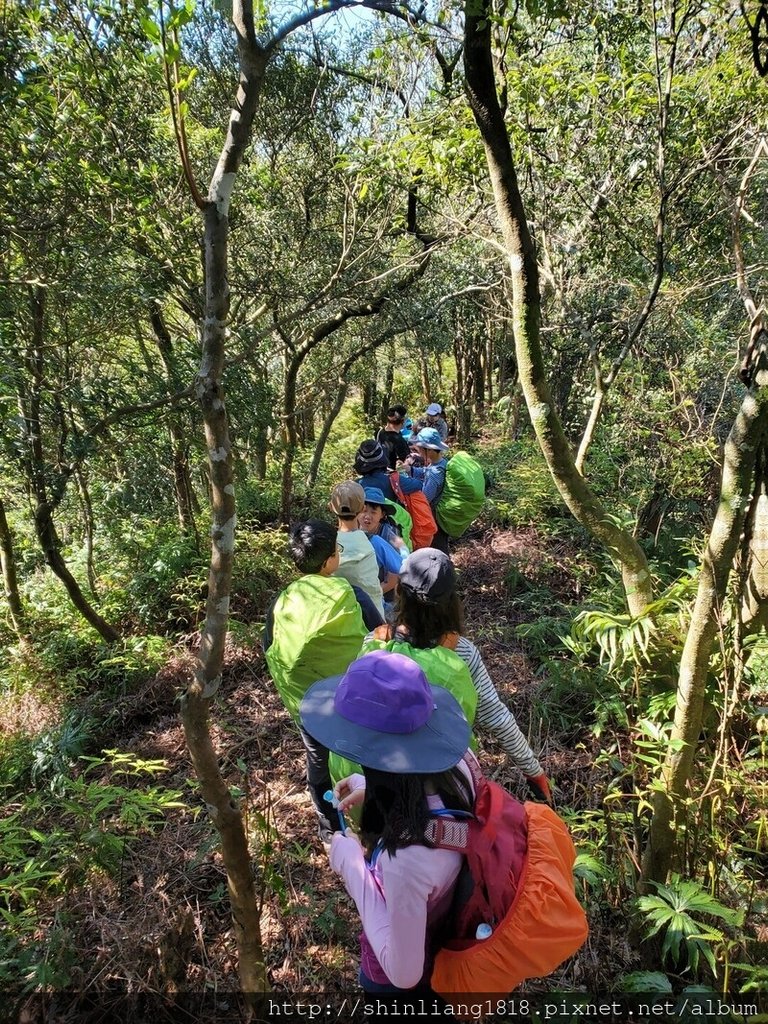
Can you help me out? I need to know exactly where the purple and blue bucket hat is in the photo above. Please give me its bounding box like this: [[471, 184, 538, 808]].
[[299, 650, 470, 773]]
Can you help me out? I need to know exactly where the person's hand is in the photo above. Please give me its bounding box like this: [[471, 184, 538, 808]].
[[329, 830, 364, 871], [525, 773, 554, 806], [334, 773, 366, 813]]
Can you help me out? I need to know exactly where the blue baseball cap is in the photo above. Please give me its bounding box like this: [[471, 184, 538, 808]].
[[362, 486, 397, 516]]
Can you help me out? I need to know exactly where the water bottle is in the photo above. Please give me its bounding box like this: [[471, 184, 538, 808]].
[[475, 923, 493, 940], [323, 790, 347, 834]]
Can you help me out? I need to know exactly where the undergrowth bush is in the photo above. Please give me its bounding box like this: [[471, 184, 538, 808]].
[[479, 436, 566, 529], [0, 751, 186, 989]]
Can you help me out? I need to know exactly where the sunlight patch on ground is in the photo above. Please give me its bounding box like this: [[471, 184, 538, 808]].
[[0, 687, 59, 739]]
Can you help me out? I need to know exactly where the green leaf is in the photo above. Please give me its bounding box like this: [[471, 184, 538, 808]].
[[140, 16, 161, 43]]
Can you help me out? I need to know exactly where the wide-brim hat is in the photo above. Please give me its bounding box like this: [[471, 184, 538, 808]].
[[412, 427, 449, 452], [354, 439, 388, 474], [362, 486, 397, 516], [300, 651, 470, 774]]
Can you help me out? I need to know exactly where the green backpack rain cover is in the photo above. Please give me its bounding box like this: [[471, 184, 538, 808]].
[[436, 451, 486, 538], [265, 575, 366, 723], [390, 503, 413, 549], [328, 633, 479, 786]]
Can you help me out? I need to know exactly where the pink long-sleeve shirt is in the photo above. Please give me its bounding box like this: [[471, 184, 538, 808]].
[[329, 789, 466, 989]]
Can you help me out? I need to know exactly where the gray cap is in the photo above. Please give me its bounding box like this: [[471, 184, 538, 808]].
[[399, 548, 456, 604]]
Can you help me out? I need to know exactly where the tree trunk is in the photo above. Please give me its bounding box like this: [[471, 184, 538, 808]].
[[574, 386, 606, 476], [35, 499, 119, 643], [149, 306, 197, 535], [74, 467, 99, 598], [641, 343, 768, 885], [453, 336, 464, 410], [508, 384, 522, 439], [171, 423, 197, 535], [363, 379, 377, 423], [473, 344, 485, 412], [19, 285, 119, 643], [457, 406, 472, 447], [419, 348, 431, 404], [297, 405, 315, 446], [0, 496, 26, 637], [180, 22, 270, 998], [306, 381, 349, 488], [485, 331, 494, 405], [380, 357, 395, 422], [463, 2, 653, 616], [281, 352, 299, 523], [253, 421, 268, 480]]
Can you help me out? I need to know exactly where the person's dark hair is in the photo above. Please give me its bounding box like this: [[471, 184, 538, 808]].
[[386, 405, 406, 424], [360, 765, 473, 857], [288, 519, 337, 574], [394, 586, 464, 648]]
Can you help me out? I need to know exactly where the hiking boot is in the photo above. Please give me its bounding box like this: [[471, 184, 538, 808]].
[[318, 824, 334, 855]]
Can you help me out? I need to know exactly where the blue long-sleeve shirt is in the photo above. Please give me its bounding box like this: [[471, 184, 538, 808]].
[[356, 470, 421, 500], [412, 458, 447, 509]]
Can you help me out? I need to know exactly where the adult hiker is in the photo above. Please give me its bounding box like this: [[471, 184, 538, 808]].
[[377, 406, 411, 470], [330, 481, 386, 617], [363, 547, 552, 805], [418, 402, 448, 442], [354, 438, 420, 502], [398, 427, 450, 553], [263, 520, 383, 840], [300, 650, 474, 995]]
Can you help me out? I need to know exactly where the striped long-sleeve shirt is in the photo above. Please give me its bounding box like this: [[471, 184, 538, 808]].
[[453, 636, 542, 777]]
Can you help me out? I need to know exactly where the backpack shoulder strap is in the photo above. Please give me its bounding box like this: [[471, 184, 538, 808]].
[[424, 755, 482, 851], [425, 811, 473, 851], [439, 631, 460, 651], [389, 471, 405, 503]]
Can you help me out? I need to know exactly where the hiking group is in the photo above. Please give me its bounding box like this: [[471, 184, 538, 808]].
[[262, 402, 588, 1008]]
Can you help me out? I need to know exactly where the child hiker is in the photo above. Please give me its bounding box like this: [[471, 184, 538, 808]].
[[300, 650, 474, 995], [354, 438, 421, 502], [330, 480, 386, 617], [377, 406, 411, 470], [363, 547, 552, 804], [263, 520, 383, 842], [398, 427, 451, 553]]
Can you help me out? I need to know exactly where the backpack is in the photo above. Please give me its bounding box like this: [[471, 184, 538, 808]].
[[362, 626, 477, 724], [389, 503, 413, 549], [390, 472, 437, 549], [330, 628, 478, 787], [429, 753, 589, 1000], [436, 451, 486, 539], [265, 576, 366, 723]]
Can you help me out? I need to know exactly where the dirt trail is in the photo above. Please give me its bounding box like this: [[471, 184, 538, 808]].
[[41, 527, 607, 1011]]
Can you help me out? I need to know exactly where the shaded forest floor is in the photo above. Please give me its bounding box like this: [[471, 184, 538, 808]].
[[11, 524, 639, 1021]]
